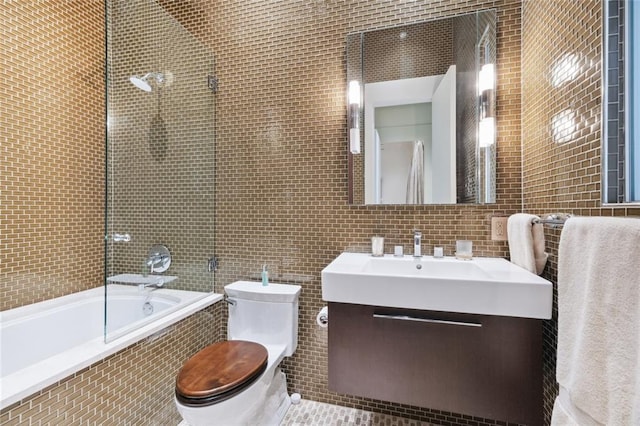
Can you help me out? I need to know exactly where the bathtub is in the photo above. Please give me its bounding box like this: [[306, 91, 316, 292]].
[[0, 284, 222, 409]]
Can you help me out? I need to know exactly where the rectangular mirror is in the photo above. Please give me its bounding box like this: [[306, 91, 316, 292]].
[[347, 10, 497, 205]]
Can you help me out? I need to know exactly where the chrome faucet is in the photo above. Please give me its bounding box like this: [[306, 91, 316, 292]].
[[138, 278, 165, 293], [413, 230, 422, 257], [146, 253, 165, 273], [140, 280, 164, 289]]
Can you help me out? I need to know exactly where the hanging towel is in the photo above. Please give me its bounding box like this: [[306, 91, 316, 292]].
[[507, 213, 548, 275], [406, 140, 424, 204], [552, 216, 640, 425], [551, 386, 600, 426]]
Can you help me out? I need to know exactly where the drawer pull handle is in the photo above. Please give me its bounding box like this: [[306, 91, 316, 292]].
[[373, 314, 482, 328]]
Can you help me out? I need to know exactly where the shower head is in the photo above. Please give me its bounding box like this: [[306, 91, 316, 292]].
[[130, 75, 152, 92], [129, 72, 165, 92]]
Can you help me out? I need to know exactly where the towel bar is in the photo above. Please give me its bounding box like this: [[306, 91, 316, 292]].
[[533, 213, 572, 228]]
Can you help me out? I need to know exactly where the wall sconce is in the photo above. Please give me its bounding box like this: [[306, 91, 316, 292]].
[[478, 63, 495, 119], [479, 117, 495, 147], [348, 80, 361, 154], [478, 63, 495, 147]]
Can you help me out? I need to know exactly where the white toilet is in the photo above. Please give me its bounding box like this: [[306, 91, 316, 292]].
[[174, 280, 301, 426]]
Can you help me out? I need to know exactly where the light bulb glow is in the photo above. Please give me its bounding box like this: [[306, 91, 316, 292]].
[[479, 117, 495, 147], [350, 128, 360, 154], [478, 63, 495, 95], [348, 80, 361, 106]]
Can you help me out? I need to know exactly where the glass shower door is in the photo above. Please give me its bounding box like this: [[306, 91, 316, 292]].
[[105, 0, 216, 342]]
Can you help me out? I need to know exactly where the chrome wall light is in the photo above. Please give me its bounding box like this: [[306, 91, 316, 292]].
[[348, 80, 361, 154], [478, 63, 495, 147]]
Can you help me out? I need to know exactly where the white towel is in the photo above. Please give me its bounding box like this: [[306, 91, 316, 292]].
[[551, 386, 601, 426], [507, 213, 548, 275], [551, 397, 580, 426], [555, 216, 640, 425]]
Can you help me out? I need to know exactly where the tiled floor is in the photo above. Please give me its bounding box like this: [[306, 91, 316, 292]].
[[178, 399, 432, 426], [282, 399, 432, 426]]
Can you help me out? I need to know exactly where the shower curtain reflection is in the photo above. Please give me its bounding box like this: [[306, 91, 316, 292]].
[[105, 0, 216, 342], [406, 140, 425, 204]]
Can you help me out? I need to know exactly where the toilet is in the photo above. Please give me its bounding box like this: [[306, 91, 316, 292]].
[[174, 280, 301, 426]]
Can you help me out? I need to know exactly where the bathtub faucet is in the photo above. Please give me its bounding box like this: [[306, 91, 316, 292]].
[[146, 253, 167, 273], [138, 278, 165, 292]]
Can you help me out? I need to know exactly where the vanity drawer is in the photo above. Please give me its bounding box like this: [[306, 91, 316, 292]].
[[328, 302, 543, 426]]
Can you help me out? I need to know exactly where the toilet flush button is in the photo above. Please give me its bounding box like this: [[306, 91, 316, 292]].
[[290, 393, 302, 405]]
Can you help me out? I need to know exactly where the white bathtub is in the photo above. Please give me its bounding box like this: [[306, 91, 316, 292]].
[[0, 284, 222, 409]]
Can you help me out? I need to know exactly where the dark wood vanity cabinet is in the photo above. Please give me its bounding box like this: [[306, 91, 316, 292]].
[[328, 302, 543, 426]]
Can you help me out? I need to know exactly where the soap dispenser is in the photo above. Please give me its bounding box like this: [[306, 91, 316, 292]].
[[261, 264, 269, 286]]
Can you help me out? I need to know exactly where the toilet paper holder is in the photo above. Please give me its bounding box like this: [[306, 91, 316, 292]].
[[316, 306, 328, 327]]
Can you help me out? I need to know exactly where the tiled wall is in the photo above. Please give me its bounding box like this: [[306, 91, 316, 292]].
[[13, 0, 640, 425], [1, 1, 105, 311], [184, 1, 523, 424], [2, 0, 521, 424], [201, 0, 522, 263], [1, 1, 222, 424], [521, 0, 640, 423]]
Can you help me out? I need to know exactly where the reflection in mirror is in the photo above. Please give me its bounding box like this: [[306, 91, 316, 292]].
[[347, 10, 497, 205]]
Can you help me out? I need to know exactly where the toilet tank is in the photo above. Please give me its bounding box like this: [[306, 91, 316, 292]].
[[224, 281, 301, 356]]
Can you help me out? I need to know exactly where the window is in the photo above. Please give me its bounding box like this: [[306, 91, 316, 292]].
[[603, 0, 640, 204]]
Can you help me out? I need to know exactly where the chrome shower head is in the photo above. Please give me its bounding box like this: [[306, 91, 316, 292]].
[[130, 75, 152, 92], [129, 72, 165, 92]]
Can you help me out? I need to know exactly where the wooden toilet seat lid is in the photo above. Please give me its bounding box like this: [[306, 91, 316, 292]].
[[175, 340, 268, 403]]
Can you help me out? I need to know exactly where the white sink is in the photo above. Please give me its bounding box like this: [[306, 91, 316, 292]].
[[321, 253, 552, 319]]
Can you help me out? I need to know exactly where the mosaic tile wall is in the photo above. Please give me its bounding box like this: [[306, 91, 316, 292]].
[[1, 0, 105, 311], [180, 1, 524, 424], [14, 0, 632, 425], [521, 0, 640, 423], [1, 1, 223, 424], [3, 1, 521, 424]]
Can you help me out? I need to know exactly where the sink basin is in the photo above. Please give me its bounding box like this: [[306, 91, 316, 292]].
[[321, 253, 552, 319]]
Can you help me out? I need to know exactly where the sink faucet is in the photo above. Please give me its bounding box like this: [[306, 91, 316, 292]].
[[413, 230, 422, 257]]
